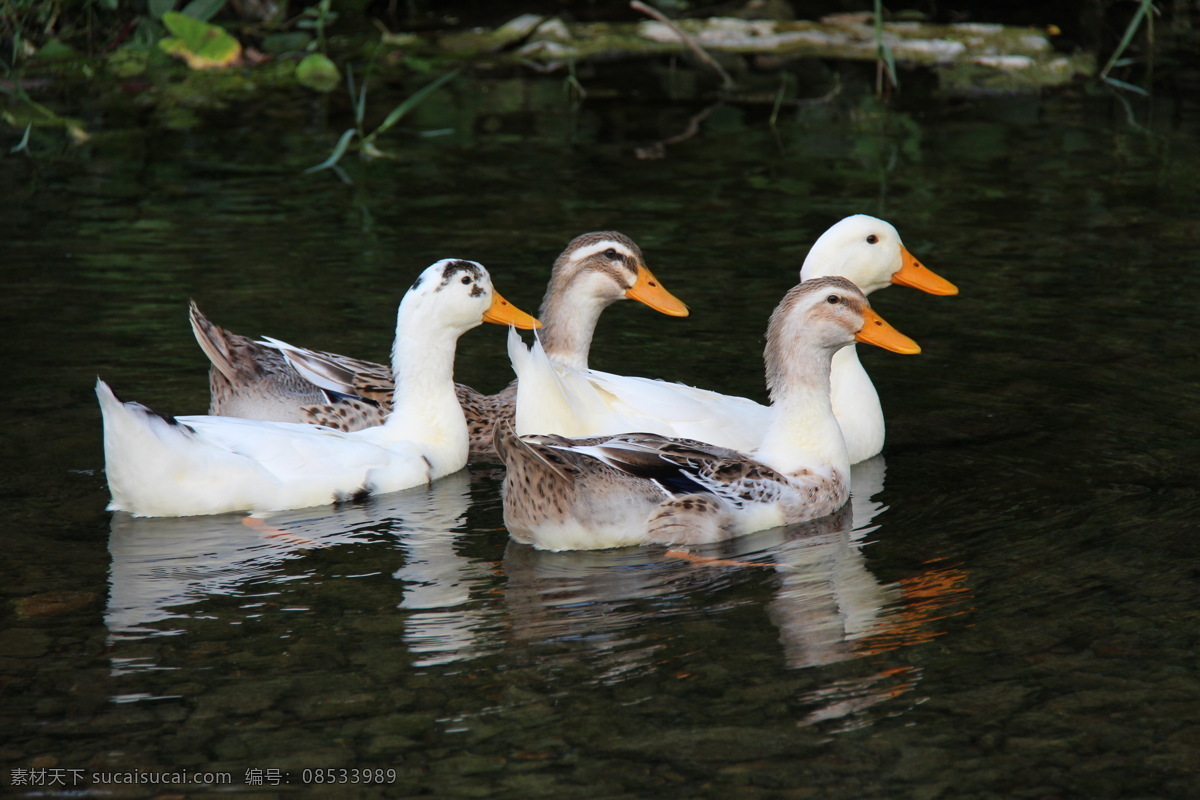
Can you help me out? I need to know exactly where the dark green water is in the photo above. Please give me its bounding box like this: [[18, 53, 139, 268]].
[[2, 76, 1199, 798]]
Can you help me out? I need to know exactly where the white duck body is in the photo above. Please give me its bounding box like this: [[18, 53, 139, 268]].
[[497, 277, 921, 551], [511, 215, 956, 464], [802, 214, 954, 462], [99, 260, 539, 518]]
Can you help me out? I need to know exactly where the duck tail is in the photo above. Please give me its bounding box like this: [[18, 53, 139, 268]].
[[189, 300, 252, 383], [95, 378, 198, 514]]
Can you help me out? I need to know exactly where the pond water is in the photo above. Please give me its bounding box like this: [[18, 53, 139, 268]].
[[2, 68, 1199, 799]]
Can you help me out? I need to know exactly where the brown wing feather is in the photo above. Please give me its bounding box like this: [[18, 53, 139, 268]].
[[458, 382, 516, 462]]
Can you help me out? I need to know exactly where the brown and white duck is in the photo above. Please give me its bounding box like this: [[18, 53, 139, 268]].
[[190, 231, 688, 460], [495, 276, 920, 551]]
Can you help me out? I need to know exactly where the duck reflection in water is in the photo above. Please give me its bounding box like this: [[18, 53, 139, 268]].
[[105, 471, 495, 671], [501, 458, 972, 727]]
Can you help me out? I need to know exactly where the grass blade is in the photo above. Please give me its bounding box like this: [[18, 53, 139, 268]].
[[365, 68, 460, 144], [873, 0, 899, 92], [881, 41, 899, 89], [1100, 0, 1154, 79], [1101, 75, 1150, 96], [10, 123, 32, 154], [304, 128, 358, 174]]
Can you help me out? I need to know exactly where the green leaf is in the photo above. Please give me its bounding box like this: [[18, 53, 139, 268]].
[[1100, 0, 1154, 78], [181, 0, 228, 22], [10, 124, 32, 154], [148, 0, 176, 20], [158, 11, 241, 69], [1101, 75, 1150, 96], [880, 41, 899, 89], [402, 55, 434, 73], [262, 32, 312, 55], [34, 39, 82, 61], [296, 52, 340, 93], [305, 128, 359, 174]]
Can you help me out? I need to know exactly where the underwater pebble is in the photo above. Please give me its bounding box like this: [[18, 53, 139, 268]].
[[14, 591, 98, 618], [889, 746, 953, 781], [0, 628, 52, 658], [431, 753, 507, 776], [290, 691, 379, 721], [192, 679, 287, 717]]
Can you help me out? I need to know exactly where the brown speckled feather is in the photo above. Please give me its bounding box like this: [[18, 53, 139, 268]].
[[192, 302, 515, 459], [289, 378, 518, 462], [190, 301, 326, 420]]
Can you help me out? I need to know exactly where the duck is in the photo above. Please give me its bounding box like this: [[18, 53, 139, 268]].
[[189, 231, 689, 460], [509, 215, 956, 464], [98, 259, 540, 518], [495, 276, 921, 551]]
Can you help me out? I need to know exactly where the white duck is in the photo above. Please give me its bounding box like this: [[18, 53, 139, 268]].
[[510, 215, 956, 464], [98, 259, 540, 518], [188, 232, 688, 460], [495, 276, 921, 551]]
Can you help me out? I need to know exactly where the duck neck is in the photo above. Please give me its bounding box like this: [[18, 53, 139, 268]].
[[829, 344, 885, 464], [377, 311, 469, 460], [753, 346, 850, 480], [536, 282, 611, 371]]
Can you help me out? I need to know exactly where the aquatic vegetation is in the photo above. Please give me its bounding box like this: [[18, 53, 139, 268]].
[[158, 11, 241, 69], [873, 0, 898, 95], [1099, 0, 1156, 96], [0, 81, 89, 144], [294, 51, 339, 92], [305, 61, 460, 177]]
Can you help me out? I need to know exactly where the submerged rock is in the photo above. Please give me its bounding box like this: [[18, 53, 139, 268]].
[[14, 591, 98, 618]]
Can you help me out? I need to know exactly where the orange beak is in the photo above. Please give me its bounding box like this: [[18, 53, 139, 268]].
[[625, 264, 690, 317], [856, 306, 921, 354], [891, 246, 958, 296], [483, 290, 542, 329]]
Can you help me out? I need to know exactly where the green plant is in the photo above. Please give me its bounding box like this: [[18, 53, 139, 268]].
[[9, 122, 32, 153], [768, 71, 794, 130], [873, 0, 898, 96], [158, 9, 240, 68], [296, 0, 337, 54], [0, 81, 89, 144], [1099, 0, 1156, 95], [1, 0, 115, 66], [563, 59, 586, 106], [306, 56, 460, 176], [154, 0, 227, 23]]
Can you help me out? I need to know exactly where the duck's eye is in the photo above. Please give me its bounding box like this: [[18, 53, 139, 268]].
[[866, 234, 878, 244], [604, 248, 619, 260], [461, 275, 472, 285], [826, 295, 840, 305]]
